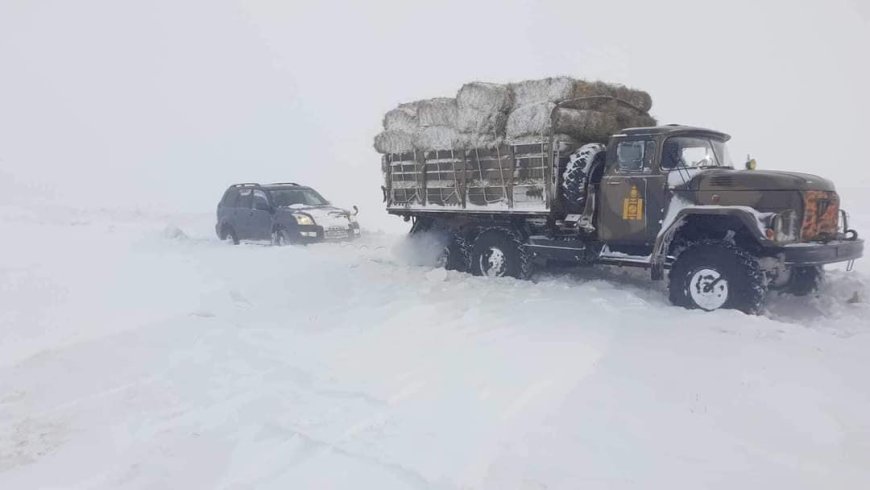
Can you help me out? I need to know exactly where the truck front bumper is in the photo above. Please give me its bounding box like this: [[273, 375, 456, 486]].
[[779, 238, 864, 265]]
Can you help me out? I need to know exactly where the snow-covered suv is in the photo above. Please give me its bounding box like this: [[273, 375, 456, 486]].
[[216, 183, 360, 245]]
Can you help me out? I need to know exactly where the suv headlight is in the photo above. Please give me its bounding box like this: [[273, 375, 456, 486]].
[[294, 214, 314, 226]]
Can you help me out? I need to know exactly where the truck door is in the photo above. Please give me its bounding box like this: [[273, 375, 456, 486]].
[[598, 139, 667, 244]]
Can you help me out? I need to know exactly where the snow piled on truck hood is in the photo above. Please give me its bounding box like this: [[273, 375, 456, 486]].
[[0, 203, 869, 489]]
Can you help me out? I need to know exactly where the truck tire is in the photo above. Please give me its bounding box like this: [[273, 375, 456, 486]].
[[436, 234, 472, 272], [470, 228, 532, 279], [668, 240, 765, 314], [778, 266, 824, 296], [562, 143, 606, 212]]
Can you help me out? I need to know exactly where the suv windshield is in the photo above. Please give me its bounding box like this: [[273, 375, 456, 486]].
[[662, 136, 733, 169], [269, 188, 329, 207]]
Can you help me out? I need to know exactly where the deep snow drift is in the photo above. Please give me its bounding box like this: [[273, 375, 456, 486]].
[[1, 202, 869, 489]]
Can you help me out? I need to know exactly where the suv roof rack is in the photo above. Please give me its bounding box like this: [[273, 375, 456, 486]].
[[268, 182, 300, 186], [231, 183, 261, 188]]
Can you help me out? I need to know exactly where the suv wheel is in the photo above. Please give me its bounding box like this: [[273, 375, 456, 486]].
[[271, 228, 291, 246], [668, 240, 765, 314], [221, 226, 239, 245], [470, 228, 531, 279]]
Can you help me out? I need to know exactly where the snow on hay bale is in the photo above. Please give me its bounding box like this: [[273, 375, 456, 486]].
[[507, 104, 622, 143], [456, 82, 512, 113], [413, 126, 464, 151], [509, 77, 576, 109], [505, 102, 557, 139], [383, 103, 418, 132], [456, 107, 507, 134], [374, 130, 414, 154], [416, 98, 459, 127], [374, 77, 655, 154]]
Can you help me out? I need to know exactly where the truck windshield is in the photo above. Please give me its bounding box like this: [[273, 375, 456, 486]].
[[662, 137, 733, 169], [270, 189, 329, 207]]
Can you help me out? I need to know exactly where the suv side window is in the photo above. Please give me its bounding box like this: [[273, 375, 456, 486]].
[[222, 188, 241, 207], [238, 188, 253, 209], [615, 140, 656, 173], [253, 190, 270, 210]]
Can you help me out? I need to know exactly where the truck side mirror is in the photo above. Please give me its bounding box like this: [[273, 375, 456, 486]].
[[353, 205, 359, 216]]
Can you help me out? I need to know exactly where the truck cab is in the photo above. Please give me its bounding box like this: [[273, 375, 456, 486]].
[[586, 125, 862, 311]]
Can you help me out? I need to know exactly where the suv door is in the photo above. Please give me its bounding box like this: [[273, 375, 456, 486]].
[[218, 188, 240, 229], [598, 139, 667, 244], [234, 188, 254, 239], [249, 189, 274, 240]]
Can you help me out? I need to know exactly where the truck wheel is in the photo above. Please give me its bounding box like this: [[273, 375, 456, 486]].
[[562, 143, 606, 212], [436, 234, 471, 272], [668, 240, 765, 314], [778, 266, 824, 296], [470, 228, 531, 279]]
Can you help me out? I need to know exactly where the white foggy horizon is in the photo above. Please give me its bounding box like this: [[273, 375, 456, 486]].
[[2, 0, 869, 230]]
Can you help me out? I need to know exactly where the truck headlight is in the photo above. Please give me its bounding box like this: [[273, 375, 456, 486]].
[[770, 210, 799, 242], [294, 214, 314, 226]]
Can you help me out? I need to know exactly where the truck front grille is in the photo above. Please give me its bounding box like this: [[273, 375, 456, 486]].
[[801, 191, 839, 241]]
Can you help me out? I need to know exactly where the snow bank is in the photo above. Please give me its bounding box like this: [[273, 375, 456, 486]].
[[1, 205, 869, 488]]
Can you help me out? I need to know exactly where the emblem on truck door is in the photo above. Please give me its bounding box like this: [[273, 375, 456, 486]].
[[622, 185, 644, 221]]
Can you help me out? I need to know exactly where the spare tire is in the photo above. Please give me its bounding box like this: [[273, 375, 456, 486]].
[[562, 143, 606, 212]]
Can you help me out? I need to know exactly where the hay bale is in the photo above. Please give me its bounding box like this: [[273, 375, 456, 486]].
[[552, 108, 620, 143], [463, 132, 504, 149], [374, 130, 414, 154], [506, 102, 556, 138], [383, 103, 418, 131], [417, 98, 458, 127], [510, 77, 575, 109], [413, 126, 466, 151], [456, 107, 507, 134], [456, 82, 512, 113], [507, 105, 635, 142], [572, 80, 652, 113]]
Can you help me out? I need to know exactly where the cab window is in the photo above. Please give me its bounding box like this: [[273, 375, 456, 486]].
[[615, 140, 655, 172], [661, 137, 733, 169]]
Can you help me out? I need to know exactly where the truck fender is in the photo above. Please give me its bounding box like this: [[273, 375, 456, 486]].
[[650, 205, 770, 280]]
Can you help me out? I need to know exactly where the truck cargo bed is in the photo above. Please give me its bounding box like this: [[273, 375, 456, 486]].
[[384, 139, 576, 215]]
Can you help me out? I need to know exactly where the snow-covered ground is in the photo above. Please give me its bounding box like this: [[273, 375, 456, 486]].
[[1, 202, 869, 489]]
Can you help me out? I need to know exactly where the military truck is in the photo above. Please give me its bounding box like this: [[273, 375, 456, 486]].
[[381, 124, 863, 313]]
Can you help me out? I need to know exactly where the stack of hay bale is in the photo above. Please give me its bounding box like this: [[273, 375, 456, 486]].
[[374, 77, 655, 154]]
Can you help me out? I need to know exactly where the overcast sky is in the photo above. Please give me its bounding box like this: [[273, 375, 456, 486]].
[[1, 0, 868, 230]]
